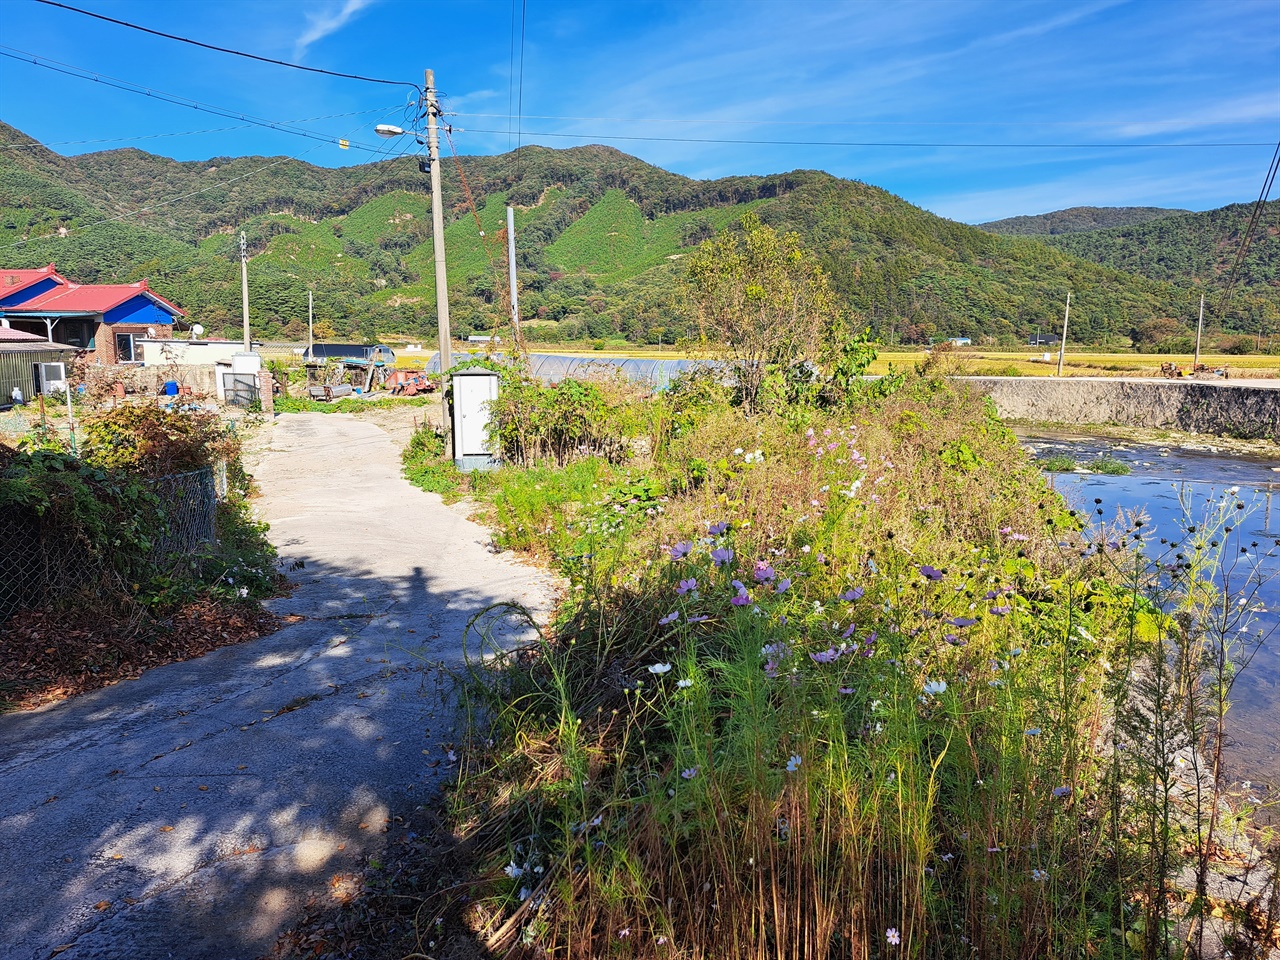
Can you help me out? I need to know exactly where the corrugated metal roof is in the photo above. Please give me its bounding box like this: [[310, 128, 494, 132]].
[[0, 263, 60, 296], [0, 339, 77, 353], [6, 279, 185, 317], [0, 327, 47, 342]]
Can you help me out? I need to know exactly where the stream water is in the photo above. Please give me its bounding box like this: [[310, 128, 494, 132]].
[[1019, 430, 1280, 800]]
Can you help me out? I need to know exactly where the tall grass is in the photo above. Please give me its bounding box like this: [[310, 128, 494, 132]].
[[438, 373, 1277, 959]]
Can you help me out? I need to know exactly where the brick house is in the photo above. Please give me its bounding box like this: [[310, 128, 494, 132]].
[[0, 263, 184, 364]]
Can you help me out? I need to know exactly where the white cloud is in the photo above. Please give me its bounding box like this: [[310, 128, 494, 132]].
[[294, 0, 376, 59]]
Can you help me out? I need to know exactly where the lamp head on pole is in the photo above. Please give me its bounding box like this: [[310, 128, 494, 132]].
[[375, 124, 406, 138]]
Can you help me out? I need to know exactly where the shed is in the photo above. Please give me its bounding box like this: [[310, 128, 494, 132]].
[[0, 328, 77, 408], [302, 343, 396, 363]]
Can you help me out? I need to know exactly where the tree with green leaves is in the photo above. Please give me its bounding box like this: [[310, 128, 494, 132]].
[[685, 212, 842, 411]]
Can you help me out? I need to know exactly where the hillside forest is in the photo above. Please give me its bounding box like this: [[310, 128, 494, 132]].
[[1, 120, 1277, 351]]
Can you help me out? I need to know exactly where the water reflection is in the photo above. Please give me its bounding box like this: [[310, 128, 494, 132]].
[[1022, 431, 1280, 797]]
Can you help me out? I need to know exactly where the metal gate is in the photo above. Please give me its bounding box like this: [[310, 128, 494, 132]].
[[222, 372, 259, 407]]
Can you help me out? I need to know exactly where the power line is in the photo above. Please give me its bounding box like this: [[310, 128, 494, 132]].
[[0, 109, 402, 149], [454, 110, 1280, 129], [457, 126, 1272, 149], [1, 107, 416, 251], [33, 0, 418, 90], [0, 46, 402, 154], [1215, 140, 1280, 316], [515, 0, 528, 179]]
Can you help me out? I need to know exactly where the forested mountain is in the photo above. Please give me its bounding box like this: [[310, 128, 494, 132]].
[[980, 206, 1190, 235], [1, 120, 1275, 348]]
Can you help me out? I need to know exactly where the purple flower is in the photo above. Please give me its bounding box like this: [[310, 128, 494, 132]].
[[708, 521, 730, 536], [711, 547, 734, 567], [945, 633, 965, 645], [681, 767, 699, 780], [763, 660, 779, 678], [810, 647, 841, 664], [659, 611, 679, 625], [1009, 533, 1029, 542], [731, 592, 751, 607], [838, 686, 855, 695], [668, 541, 693, 560], [948, 616, 977, 628], [886, 927, 901, 946], [841, 622, 857, 639], [838, 587, 864, 602], [687, 614, 709, 623], [919, 565, 944, 581], [1052, 785, 1073, 798], [774, 578, 791, 593], [989, 605, 1012, 616], [984, 590, 999, 600], [676, 577, 698, 596], [752, 561, 775, 582]]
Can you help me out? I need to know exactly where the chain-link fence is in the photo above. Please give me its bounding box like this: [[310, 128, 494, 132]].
[[0, 466, 218, 621]]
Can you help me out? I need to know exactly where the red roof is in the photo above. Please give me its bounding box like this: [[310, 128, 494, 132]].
[[6, 279, 185, 317], [0, 326, 48, 342], [0, 263, 63, 298]]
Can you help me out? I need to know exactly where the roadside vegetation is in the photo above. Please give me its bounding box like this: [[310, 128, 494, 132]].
[[354, 216, 1279, 960], [0, 404, 282, 710]]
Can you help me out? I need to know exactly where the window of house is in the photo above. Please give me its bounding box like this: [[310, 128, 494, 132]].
[[115, 332, 136, 362]]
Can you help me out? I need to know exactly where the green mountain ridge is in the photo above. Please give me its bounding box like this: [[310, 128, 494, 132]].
[[980, 206, 1192, 235], [1, 120, 1275, 348]]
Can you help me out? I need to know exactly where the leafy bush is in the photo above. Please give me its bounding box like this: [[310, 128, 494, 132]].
[[80, 405, 236, 478], [1087, 454, 1132, 475], [1038, 453, 1078, 471]]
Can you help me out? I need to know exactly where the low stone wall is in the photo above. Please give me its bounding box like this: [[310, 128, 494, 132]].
[[963, 377, 1280, 441]]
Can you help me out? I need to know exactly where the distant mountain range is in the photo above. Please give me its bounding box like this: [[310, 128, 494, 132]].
[[1, 120, 1275, 348], [980, 206, 1192, 235]]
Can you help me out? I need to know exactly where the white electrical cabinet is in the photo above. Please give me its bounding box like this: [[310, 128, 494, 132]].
[[34, 362, 67, 395], [450, 368, 501, 471]]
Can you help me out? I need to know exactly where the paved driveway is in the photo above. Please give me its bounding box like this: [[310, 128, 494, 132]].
[[0, 413, 554, 960]]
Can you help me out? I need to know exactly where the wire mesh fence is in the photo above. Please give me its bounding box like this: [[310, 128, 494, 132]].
[[0, 466, 218, 621]]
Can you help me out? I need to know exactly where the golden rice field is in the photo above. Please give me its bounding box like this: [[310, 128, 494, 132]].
[[396, 342, 1280, 379]]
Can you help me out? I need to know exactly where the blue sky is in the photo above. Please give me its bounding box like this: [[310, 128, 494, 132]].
[[1, 0, 1277, 223]]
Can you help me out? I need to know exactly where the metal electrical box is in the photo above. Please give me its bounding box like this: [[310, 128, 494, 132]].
[[450, 368, 501, 472]]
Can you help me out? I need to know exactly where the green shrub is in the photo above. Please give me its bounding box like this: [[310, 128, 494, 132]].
[[401, 425, 461, 498], [1038, 452, 1078, 471], [1087, 454, 1131, 475]]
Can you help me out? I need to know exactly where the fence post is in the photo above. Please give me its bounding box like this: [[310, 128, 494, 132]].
[[257, 369, 275, 416]]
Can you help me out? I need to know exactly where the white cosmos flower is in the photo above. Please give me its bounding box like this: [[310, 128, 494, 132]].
[[648, 662, 673, 675]]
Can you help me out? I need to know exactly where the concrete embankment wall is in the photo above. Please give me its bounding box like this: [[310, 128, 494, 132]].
[[963, 377, 1280, 441]]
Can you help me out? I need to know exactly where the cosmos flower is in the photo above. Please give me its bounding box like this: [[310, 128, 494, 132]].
[[648, 662, 673, 675], [919, 565, 944, 581]]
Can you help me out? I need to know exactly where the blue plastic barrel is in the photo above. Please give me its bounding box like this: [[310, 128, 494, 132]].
[[163, 380, 178, 396]]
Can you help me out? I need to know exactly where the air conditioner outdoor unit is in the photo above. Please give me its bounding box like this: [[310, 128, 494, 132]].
[[35, 361, 67, 395]]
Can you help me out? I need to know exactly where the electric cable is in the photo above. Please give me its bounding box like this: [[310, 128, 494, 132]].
[[0, 46, 405, 154], [1, 106, 414, 251], [33, 0, 418, 91], [1214, 140, 1280, 317], [456, 125, 1272, 149], [454, 111, 1278, 129], [0, 108, 405, 150], [515, 0, 527, 178]]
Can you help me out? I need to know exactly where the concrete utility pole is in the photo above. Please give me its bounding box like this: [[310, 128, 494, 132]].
[[424, 69, 454, 451], [239, 230, 252, 353], [506, 205, 521, 341], [308, 289, 314, 359], [1056, 291, 1071, 378], [1194, 293, 1205, 368], [425, 70, 452, 379]]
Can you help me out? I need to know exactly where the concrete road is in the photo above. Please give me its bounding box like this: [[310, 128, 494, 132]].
[[0, 413, 555, 960]]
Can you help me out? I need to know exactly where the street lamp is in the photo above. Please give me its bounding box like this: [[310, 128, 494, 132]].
[[375, 70, 452, 447]]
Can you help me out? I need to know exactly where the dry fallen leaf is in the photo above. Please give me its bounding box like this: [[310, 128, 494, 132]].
[[198, 785, 209, 791], [111, 854, 123, 860], [94, 901, 111, 911], [158, 826, 174, 833]]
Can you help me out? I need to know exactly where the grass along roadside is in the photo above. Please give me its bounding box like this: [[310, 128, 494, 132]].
[[276, 366, 1279, 959]]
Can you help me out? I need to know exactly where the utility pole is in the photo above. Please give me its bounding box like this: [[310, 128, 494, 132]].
[[239, 230, 251, 352], [1194, 293, 1205, 368], [506, 205, 521, 344], [308, 289, 314, 359], [425, 70, 452, 402], [1056, 291, 1071, 378]]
